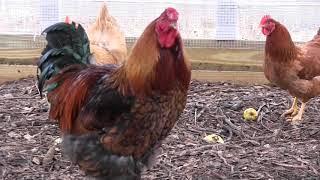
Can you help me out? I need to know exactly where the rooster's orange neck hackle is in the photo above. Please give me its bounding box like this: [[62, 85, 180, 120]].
[[111, 9, 191, 97]]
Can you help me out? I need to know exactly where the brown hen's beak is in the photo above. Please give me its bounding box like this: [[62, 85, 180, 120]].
[[170, 22, 177, 29], [259, 24, 267, 28]]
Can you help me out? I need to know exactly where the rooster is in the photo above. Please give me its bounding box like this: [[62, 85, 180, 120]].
[[37, 7, 191, 179], [87, 3, 127, 65], [260, 15, 320, 125]]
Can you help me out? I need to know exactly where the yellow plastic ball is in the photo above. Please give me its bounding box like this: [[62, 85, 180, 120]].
[[243, 108, 258, 121], [203, 134, 224, 144]]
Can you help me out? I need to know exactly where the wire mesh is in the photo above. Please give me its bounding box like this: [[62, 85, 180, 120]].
[[0, 0, 320, 49]]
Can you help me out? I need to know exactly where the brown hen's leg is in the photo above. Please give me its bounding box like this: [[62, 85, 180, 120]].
[[291, 102, 306, 125], [281, 97, 298, 118]]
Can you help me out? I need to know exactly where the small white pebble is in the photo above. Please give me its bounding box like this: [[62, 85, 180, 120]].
[[8, 131, 21, 138], [3, 94, 13, 98], [263, 144, 271, 148], [54, 138, 62, 145], [31, 147, 38, 153], [23, 134, 33, 141], [32, 157, 41, 165]]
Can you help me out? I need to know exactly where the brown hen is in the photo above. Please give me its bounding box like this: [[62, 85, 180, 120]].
[[260, 15, 320, 124]]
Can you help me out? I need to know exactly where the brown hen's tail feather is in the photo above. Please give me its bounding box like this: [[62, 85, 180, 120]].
[[62, 133, 143, 180]]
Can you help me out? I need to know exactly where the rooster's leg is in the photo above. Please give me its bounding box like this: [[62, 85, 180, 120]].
[[281, 97, 298, 118], [291, 102, 306, 125]]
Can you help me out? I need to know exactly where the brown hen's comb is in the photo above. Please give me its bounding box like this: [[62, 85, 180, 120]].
[[260, 15, 271, 25]]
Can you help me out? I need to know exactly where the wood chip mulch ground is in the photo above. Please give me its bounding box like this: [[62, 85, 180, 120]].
[[1, 77, 319, 180]]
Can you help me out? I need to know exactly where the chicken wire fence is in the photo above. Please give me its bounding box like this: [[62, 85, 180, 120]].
[[1, 0, 320, 49]]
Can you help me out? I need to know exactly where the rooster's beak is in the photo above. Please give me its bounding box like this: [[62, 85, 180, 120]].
[[170, 22, 177, 29]]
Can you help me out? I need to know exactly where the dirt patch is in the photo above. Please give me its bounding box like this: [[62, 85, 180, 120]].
[[0, 78, 319, 179]]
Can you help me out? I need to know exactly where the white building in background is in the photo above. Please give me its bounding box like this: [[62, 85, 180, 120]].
[[39, 0, 59, 31], [216, 0, 238, 40], [0, 0, 320, 42]]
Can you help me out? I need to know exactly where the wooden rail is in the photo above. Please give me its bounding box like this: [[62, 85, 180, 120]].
[[0, 41, 267, 84], [0, 64, 268, 85]]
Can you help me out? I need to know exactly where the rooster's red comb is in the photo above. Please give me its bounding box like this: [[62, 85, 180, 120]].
[[165, 7, 179, 21]]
